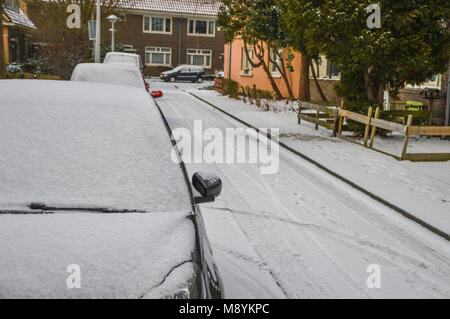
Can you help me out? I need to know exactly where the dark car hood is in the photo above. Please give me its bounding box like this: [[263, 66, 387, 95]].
[[0, 211, 196, 298]]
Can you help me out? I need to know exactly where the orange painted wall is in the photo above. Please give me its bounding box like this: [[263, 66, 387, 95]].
[[224, 38, 305, 99]]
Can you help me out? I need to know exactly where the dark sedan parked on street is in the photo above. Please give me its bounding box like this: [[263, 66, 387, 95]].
[[160, 65, 206, 83]]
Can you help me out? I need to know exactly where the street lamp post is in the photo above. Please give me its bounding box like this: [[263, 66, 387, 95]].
[[107, 14, 118, 52], [94, 0, 101, 63]]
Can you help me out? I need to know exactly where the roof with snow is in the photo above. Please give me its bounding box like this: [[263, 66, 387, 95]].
[[118, 0, 222, 16], [3, 7, 37, 30]]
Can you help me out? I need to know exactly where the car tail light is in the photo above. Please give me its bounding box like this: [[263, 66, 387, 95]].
[[141, 73, 149, 92], [151, 90, 163, 98]]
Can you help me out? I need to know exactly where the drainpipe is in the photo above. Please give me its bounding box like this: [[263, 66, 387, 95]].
[[178, 16, 181, 65], [227, 41, 231, 78], [445, 64, 450, 126]]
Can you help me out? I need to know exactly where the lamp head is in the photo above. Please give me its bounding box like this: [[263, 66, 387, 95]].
[[107, 14, 119, 24]]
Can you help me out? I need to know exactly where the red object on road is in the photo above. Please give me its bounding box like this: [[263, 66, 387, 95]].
[[151, 90, 163, 98]]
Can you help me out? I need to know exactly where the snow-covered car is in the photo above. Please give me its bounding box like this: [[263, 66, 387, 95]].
[[0, 80, 223, 298], [71, 63, 149, 92], [103, 52, 143, 70]]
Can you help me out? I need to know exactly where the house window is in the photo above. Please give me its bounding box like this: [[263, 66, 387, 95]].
[[326, 62, 340, 78], [187, 49, 212, 68], [269, 48, 282, 74], [406, 74, 441, 89], [143, 16, 172, 34], [241, 48, 253, 76], [145, 47, 172, 66], [119, 13, 127, 22], [5, 0, 19, 11], [188, 19, 215, 36]]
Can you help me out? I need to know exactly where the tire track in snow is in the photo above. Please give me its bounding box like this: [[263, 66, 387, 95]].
[[154, 85, 450, 298]]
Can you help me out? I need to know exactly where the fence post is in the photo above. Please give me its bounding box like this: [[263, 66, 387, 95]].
[[401, 115, 413, 160], [315, 110, 320, 130], [298, 103, 301, 124], [369, 107, 380, 148], [338, 99, 344, 134], [363, 107, 373, 147]]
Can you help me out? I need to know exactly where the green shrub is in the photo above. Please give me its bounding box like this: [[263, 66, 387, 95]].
[[222, 78, 239, 99], [344, 100, 382, 136]]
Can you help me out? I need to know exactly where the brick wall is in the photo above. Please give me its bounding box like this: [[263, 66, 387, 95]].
[[397, 68, 449, 125], [309, 79, 340, 104], [108, 13, 225, 76]]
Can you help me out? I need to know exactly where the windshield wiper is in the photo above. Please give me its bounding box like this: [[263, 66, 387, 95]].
[[0, 210, 53, 215], [28, 203, 146, 214]]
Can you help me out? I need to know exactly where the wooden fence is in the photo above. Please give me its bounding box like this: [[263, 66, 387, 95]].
[[298, 101, 450, 161], [214, 77, 224, 94], [297, 101, 340, 135]]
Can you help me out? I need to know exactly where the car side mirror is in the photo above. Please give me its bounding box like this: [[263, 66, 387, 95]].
[[192, 172, 222, 204]]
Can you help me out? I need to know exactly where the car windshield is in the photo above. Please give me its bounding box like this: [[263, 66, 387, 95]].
[[104, 54, 139, 67], [71, 63, 145, 89], [170, 65, 185, 72], [0, 80, 192, 213]]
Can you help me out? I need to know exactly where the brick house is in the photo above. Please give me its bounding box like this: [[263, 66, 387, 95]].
[[396, 70, 449, 126], [111, 0, 225, 75], [1, 0, 37, 64]]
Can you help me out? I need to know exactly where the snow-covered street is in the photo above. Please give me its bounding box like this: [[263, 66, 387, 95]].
[[149, 79, 450, 299]]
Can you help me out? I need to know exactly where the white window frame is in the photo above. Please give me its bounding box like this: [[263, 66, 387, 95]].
[[241, 48, 254, 76], [143, 16, 172, 34], [145, 47, 172, 66], [269, 48, 282, 76], [186, 49, 212, 69], [187, 19, 216, 37], [406, 74, 441, 90]]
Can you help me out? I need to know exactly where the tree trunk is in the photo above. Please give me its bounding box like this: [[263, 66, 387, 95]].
[[309, 57, 328, 102], [245, 40, 283, 99], [298, 54, 310, 101], [262, 61, 283, 99], [364, 71, 376, 101], [0, 0, 6, 79], [268, 48, 294, 100]]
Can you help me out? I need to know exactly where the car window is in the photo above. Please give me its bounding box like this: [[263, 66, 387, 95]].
[[104, 54, 139, 68], [71, 64, 145, 89]]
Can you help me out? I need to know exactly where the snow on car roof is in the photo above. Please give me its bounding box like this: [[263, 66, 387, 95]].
[[71, 63, 145, 89], [0, 80, 191, 212]]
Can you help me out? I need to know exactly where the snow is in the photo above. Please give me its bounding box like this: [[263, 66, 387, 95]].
[[104, 52, 142, 69], [185, 89, 450, 236], [0, 80, 191, 212], [0, 213, 195, 298], [150, 80, 450, 298], [71, 63, 146, 90], [0, 80, 198, 298]]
